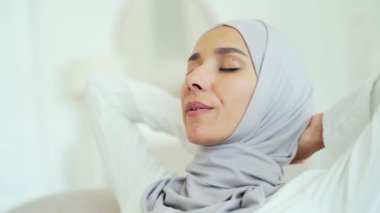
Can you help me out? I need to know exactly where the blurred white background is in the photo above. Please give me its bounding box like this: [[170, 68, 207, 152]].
[[1, 0, 379, 211]]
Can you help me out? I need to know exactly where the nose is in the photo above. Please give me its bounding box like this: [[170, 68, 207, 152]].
[[185, 65, 213, 93]]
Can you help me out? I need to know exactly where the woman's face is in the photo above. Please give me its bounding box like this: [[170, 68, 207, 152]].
[[181, 26, 257, 145]]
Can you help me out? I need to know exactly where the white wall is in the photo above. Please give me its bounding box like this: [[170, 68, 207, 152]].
[[0, 0, 125, 210], [1, 0, 379, 211], [0, 1, 42, 209]]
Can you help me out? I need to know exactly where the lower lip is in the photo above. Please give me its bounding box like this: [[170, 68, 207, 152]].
[[186, 108, 213, 117]]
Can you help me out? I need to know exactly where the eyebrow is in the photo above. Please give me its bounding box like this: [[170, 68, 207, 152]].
[[187, 52, 200, 61], [187, 47, 247, 62]]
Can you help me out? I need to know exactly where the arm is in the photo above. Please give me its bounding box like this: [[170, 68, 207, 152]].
[[292, 70, 380, 163], [322, 70, 380, 159], [88, 72, 195, 149], [85, 73, 174, 210], [119, 76, 197, 152], [125, 79, 187, 140]]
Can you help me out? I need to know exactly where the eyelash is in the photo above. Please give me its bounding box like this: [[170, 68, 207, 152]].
[[185, 67, 240, 75], [219, 67, 240, 72]]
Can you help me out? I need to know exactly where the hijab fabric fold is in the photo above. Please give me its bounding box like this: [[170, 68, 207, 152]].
[[141, 19, 313, 212]]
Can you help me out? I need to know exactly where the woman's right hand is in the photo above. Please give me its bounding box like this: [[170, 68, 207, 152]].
[[291, 113, 325, 164]]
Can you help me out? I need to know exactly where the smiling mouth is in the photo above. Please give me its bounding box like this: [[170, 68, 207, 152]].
[[188, 106, 212, 111], [185, 101, 214, 116]]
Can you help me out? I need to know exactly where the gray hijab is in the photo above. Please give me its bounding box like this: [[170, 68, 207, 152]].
[[141, 19, 313, 212]]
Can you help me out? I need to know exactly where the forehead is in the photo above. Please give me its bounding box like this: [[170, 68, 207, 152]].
[[193, 26, 250, 56]]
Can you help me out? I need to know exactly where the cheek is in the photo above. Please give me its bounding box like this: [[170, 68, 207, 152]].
[[222, 78, 254, 107], [180, 83, 187, 109], [218, 77, 254, 123]]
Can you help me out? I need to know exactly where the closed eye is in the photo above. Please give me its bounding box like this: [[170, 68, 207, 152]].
[[219, 67, 240, 72]]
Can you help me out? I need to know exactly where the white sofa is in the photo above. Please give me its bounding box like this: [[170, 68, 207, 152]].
[[7, 189, 119, 213]]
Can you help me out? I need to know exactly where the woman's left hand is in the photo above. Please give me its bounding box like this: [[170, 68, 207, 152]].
[[291, 113, 325, 164]]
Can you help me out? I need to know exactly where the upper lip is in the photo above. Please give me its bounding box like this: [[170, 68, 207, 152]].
[[185, 101, 214, 112]]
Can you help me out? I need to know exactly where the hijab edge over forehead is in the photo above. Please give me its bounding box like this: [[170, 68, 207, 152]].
[[217, 19, 268, 77], [194, 19, 267, 76]]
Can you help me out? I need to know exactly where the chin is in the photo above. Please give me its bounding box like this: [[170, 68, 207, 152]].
[[186, 129, 218, 146]]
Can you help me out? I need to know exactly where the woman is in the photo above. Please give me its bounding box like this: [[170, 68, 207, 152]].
[[86, 19, 380, 212]]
